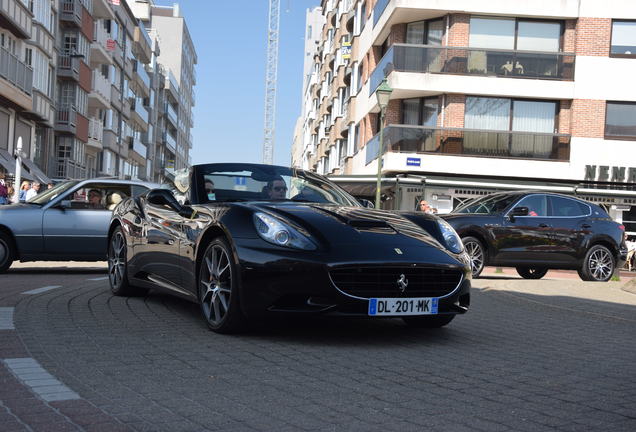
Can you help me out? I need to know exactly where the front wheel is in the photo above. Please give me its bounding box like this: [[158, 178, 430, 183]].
[[198, 238, 246, 334], [462, 236, 485, 277], [108, 227, 146, 296], [578, 245, 615, 282], [403, 315, 455, 328], [0, 231, 15, 274], [516, 267, 548, 280]]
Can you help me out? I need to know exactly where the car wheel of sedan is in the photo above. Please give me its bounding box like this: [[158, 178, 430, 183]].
[[0, 231, 15, 274], [108, 227, 147, 296], [403, 315, 455, 328], [198, 238, 246, 334], [462, 236, 485, 277], [578, 245, 615, 282], [516, 267, 548, 279]]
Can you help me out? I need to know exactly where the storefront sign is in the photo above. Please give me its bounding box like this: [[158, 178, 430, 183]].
[[406, 157, 421, 167], [585, 165, 636, 183]]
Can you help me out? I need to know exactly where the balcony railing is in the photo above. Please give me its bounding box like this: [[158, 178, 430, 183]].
[[371, 44, 576, 92], [133, 60, 151, 89], [132, 98, 149, 124], [373, 0, 390, 26], [91, 70, 110, 101], [0, 46, 33, 95], [56, 105, 77, 128], [163, 132, 177, 153], [60, 0, 82, 25], [88, 117, 103, 141], [131, 137, 147, 159], [53, 157, 86, 180], [365, 125, 571, 165], [165, 103, 178, 126]]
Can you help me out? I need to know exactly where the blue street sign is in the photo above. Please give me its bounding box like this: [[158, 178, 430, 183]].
[[406, 157, 421, 167]]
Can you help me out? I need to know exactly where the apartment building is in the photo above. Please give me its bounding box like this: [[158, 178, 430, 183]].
[[131, 0, 196, 183], [0, 0, 195, 185], [294, 0, 636, 232]]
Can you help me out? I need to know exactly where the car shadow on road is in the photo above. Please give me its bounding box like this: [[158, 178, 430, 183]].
[[8, 267, 107, 275]]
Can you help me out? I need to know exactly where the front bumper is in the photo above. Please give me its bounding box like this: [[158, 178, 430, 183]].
[[235, 241, 471, 318]]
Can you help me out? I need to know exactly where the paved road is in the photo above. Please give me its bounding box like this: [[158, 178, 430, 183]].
[[1, 263, 635, 431]]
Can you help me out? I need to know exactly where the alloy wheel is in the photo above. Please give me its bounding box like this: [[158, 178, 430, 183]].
[[464, 240, 484, 275], [587, 248, 613, 281], [0, 239, 7, 267], [200, 244, 233, 326], [108, 231, 127, 289]]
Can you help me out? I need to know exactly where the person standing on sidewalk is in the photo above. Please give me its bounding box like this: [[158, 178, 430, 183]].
[[25, 182, 40, 201], [0, 175, 8, 205]]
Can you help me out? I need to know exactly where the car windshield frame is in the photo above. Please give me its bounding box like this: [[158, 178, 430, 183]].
[[454, 193, 521, 214], [192, 163, 362, 207], [27, 181, 79, 206]]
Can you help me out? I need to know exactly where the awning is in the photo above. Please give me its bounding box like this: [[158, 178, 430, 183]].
[[0, 149, 34, 181], [21, 157, 52, 184]]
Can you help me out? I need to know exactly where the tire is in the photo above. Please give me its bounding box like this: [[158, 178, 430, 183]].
[[462, 236, 485, 277], [516, 267, 548, 280], [198, 237, 247, 334], [403, 314, 455, 328], [108, 227, 147, 296], [0, 231, 15, 274], [578, 244, 615, 282]]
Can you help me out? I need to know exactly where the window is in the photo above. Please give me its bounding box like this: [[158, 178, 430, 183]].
[[605, 102, 636, 139], [548, 196, 590, 217], [68, 184, 132, 210], [402, 97, 439, 126], [514, 195, 547, 217], [24, 48, 32, 66], [406, 19, 444, 45], [611, 20, 636, 56], [469, 17, 562, 52]]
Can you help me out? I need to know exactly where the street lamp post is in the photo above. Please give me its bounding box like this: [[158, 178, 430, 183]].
[[13, 137, 23, 203], [374, 79, 393, 209]]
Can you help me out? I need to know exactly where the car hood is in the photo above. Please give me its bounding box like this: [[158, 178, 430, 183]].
[[247, 202, 449, 252]]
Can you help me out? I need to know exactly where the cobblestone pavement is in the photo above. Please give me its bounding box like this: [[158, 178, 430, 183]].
[[1, 263, 635, 431]]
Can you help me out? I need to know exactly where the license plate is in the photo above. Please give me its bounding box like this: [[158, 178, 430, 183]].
[[368, 297, 438, 316]]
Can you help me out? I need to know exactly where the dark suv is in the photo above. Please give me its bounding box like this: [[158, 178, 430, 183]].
[[442, 191, 628, 281]]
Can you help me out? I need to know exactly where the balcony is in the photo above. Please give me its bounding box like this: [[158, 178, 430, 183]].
[[130, 137, 148, 160], [163, 131, 177, 153], [164, 103, 178, 128], [365, 125, 571, 165], [0, 0, 32, 38], [133, 22, 152, 64], [92, 0, 116, 20], [56, 105, 77, 135], [91, 21, 113, 65], [89, 70, 110, 109], [57, 54, 80, 81], [53, 157, 86, 180], [60, 0, 82, 27], [0, 45, 33, 110], [87, 117, 103, 150], [370, 44, 576, 93], [373, 0, 390, 27], [132, 60, 150, 97], [165, 70, 180, 102], [130, 98, 149, 131]]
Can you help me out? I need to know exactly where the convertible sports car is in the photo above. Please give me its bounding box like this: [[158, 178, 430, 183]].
[[108, 163, 471, 333]]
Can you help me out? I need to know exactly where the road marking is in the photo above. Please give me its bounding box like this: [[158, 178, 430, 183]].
[[22, 285, 62, 295], [2, 358, 80, 401], [87, 276, 109, 281], [0, 307, 14, 330]]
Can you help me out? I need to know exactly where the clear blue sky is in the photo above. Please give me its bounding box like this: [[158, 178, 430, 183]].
[[155, 0, 319, 166]]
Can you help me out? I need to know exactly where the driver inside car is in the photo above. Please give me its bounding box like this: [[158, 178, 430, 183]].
[[265, 177, 288, 200]]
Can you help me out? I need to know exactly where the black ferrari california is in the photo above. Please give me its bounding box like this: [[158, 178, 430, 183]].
[[107, 163, 471, 333]]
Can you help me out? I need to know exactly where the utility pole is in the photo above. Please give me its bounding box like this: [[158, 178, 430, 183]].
[[262, 0, 280, 164]]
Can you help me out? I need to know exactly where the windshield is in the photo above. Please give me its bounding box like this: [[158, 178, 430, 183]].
[[28, 181, 79, 205], [454, 193, 519, 214], [195, 163, 361, 207]]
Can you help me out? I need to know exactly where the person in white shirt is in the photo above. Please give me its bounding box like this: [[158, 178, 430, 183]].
[[24, 182, 40, 201], [624, 234, 636, 272]]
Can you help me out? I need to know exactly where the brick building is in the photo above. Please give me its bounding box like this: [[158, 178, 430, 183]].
[[293, 0, 636, 233]]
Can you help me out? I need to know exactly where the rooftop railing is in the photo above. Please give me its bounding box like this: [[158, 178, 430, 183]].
[[365, 125, 571, 165], [371, 44, 576, 93]]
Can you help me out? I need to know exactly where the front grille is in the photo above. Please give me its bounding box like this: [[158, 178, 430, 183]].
[[329, 266, 463, 299]]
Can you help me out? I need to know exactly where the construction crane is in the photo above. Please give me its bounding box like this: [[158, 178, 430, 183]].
[[262, 0, 280, 164]]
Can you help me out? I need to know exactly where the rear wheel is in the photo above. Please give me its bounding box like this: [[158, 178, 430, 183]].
[[108, 227, 146, 296], [403, 315, 455, 328], [198, 238, 246, 334], [516, 267, 548, 279], [462, 236, 485, 277], [578, 245, 615, 282], [0, 231, 15, 274]]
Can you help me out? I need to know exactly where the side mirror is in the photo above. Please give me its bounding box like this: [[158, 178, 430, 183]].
[[59, 200, 71, 210], [359, 198, 375, 208], [147, 189, 182, 212], [509, 206, 528, 221]]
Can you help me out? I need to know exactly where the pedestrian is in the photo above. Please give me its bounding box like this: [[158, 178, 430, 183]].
[[47, 183, 54, 190], [625, 233, 636, 272], [418, 199, 432, 214], [0, 175, 8, 205], [18, 181, 30, 202], [25, 182, 40, 201], [6, 185, 14, 204]]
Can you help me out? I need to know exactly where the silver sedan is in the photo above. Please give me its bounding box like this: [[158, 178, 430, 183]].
[[0, 179, 154, 273]]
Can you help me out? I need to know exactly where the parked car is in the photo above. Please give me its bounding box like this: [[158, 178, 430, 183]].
[[0, 179, 155, 273], [107, 163, 471, 333], [442, 191, 628, 281]]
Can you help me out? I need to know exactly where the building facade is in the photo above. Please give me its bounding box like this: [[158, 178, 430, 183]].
[[294, 0, 636, 233], [0, 0, 195, 186]]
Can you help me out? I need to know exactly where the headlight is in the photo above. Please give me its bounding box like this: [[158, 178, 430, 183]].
[[437, 219, 463, 254], [253, 212, 317, 250]]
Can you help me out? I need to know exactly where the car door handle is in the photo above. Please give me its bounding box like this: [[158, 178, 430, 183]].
[[539, 223, 550, 228], [581, 224, 591, 229]]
